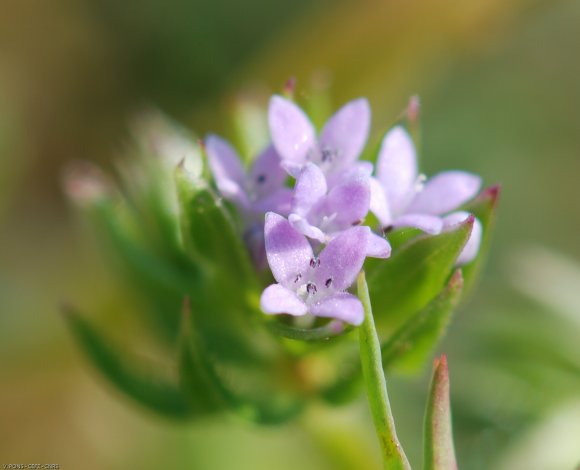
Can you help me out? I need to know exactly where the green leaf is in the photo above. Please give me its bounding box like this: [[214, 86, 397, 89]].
[[382, 270, 464, 374], [461, 185, 500, 294], [90, 199, 197, 342], [181, 299, 306, 425], [320, 363, 363, 406], [175, 166, 258, 292], [64, 306, 199, 420], [177, 299, 228, 415], [366, 217, 472, 332], [357, 271, 411, 470], [93, 199, 197, 294], [266, 319, 353, 342], [423, 355, 458, 470]]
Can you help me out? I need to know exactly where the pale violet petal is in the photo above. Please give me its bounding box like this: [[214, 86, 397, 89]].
[[326, 161, 374, 188], [215, 178, 251, 209], [264, 212, 314, 287], [280, 160, 304, 178], [268, 95, 316, 164], [205, 134, 246, 187], [391, 213, 444, 234], [319, 98, 371, 173], [292, 162, 327, 217], [443, 211, 482, 265], [314, 226, 369, 291], [248, 145, 287, 199], [288, 213, 326, 243], [309, 293, 364, 326], [322, 172, 370, 230], [369, 176, 392, 226], [253, 188, 293, 216], [261, 284, 308, 316], [206, 134, 249, 207], [366, 232, 391, 259], [376, 126, 418, 214], [407, 171, 482, 215], [243, 224, 268, 271]]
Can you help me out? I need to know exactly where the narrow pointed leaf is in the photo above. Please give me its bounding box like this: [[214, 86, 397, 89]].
[[461, 185, 500, 293], [382, 270, 464, 374], [366, 217, 472, 331], [64, 307, 196, 419], [423, 355, 458, 470], [177, 299, 228, 414], [357, 271, 411, 470]]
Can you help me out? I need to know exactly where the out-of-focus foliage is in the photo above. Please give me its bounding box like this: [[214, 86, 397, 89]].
[[1, 0, 580, 468]]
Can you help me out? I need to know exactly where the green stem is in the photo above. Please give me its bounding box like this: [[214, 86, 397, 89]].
[[357, 271, 412, 470]]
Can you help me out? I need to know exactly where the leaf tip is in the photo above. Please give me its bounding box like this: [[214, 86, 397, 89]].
[[447, 270, 464, 291], [479, 184, 501, 207], [283, 76, 297, 98], [432, 353, 449, 380]]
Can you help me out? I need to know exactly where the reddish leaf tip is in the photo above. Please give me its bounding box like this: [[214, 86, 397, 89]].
[[479, 184, 501, 207], [448, 270, 464, 290], [407, 95, 420, 123], [283, 77, 297, 97]]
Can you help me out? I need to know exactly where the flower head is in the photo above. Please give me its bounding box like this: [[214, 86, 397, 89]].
[[268, 95, 371, 179], [259, 212, 371, 325]]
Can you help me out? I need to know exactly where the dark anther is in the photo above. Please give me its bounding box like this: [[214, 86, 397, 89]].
[[306, 282, 318, 295], [321, 148, 335, 162], [383, 225, 394, 234], [256, 174, 266, 184], [310, 258, 317, 268], [316, 258, 321, 267], [294, 273, 302, 283], [325, 278, 332, 288], [351, 219, 363, 226]]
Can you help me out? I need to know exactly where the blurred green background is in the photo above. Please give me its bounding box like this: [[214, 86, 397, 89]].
[[1, 0, 580, 468]]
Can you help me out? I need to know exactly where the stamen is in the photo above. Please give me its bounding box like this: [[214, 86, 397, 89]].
[[310, 258, 316, 268], [351, 219, 363, 226], [256, 174, 266, 184], [321, 147, 335, 162], [383, 225, 394, 234], [325, 278, 332, 288], [294, 273, 302, 283], [306, 282, 318, 295]]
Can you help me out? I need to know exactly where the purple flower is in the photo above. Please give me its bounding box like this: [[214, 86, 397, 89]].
[[287, 162, 391, 258], [268, 95, 371, 179], [371, 126, 481, 232], [205, 134, 292, 216], [260, 212, 371, 325]]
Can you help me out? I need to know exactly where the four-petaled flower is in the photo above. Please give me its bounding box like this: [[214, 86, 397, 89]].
[[268, 95, 371, 180], [288, 162, 391, 258], [260, 212, 370, 326], [370, 126, 482, 264], [206, 134, 292, 217]]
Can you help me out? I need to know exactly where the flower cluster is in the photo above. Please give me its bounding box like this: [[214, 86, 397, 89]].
[[206, 96, 482, 326]]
